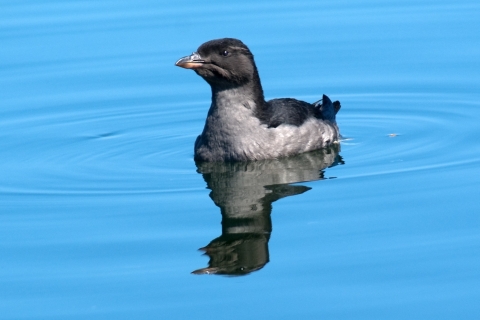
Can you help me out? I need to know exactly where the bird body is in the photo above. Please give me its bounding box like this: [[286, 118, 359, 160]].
[[175, 38, 340, 162]]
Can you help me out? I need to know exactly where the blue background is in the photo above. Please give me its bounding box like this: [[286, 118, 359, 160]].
[[1, 0, 479, 319]]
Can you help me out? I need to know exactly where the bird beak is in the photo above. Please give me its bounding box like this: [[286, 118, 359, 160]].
[[175, 52, 205, 69]]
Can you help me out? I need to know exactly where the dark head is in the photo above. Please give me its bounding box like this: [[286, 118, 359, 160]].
[[175, 38, 263, 93]]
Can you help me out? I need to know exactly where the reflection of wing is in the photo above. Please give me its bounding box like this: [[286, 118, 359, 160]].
[[193, 145, 343, 276], [264, 185, 311, 203], [197, 144, 340, 187]]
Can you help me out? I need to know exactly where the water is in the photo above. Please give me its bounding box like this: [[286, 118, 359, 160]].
[[1, 0, 479, 319]]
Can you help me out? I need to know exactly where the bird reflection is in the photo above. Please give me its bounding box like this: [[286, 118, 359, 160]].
[[192, 145, 343, 276]]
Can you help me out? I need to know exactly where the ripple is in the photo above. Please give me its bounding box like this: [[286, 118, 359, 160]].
[[330, 92, 480, 178], [0, 95, 203, 195], [1, 91, 479, 196]]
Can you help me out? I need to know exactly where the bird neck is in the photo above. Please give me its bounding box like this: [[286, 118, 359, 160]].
[[210, 73, 266, 115]]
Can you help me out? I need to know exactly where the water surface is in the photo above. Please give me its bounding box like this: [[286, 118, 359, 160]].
[[1, 0, 479, 319]]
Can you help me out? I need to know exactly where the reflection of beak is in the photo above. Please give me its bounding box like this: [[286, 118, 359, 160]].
[[191, 267, 219, 275], [175, 52, 205, 69]]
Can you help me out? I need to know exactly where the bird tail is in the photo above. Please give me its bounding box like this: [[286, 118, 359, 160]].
[[314, 94, 341, 122]]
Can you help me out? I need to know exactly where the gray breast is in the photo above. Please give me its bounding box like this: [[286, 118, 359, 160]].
[[194, 88, 339, 162]]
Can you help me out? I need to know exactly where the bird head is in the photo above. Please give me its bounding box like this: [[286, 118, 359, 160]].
[[175, 38, 258, 90]]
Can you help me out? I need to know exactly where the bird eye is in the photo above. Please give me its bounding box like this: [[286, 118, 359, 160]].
[[221, 50, 229, 56]]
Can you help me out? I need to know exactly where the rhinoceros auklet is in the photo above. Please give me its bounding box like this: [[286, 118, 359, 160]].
[[175, 38, 341, 162]]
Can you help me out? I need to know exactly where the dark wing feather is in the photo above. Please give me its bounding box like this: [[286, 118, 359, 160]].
[[261, 95, 340, 128], [264, 98, 321, 128], [313, 94, 340, 122]]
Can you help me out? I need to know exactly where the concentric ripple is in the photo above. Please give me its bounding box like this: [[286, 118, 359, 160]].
[[2, 90, 479, 196], [332, 93, 480, 178]]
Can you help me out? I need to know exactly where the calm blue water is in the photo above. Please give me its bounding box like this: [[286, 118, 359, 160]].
[[1, 0, 479, 319]]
